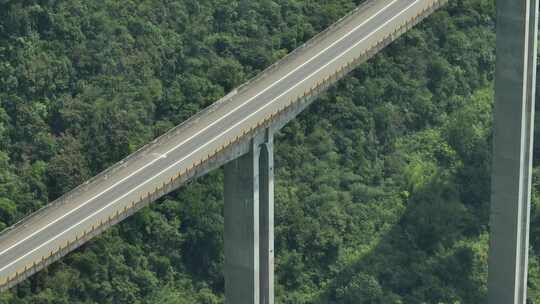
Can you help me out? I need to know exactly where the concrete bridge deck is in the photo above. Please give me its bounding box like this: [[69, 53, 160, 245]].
[[0, 0, 444, 292]]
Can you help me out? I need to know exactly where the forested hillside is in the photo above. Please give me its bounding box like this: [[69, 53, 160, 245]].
[[0, 0, 534, 303]]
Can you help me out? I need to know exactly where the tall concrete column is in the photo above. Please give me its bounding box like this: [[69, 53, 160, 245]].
[[224, 130, 274, 304], [488, 0, 538, 303]]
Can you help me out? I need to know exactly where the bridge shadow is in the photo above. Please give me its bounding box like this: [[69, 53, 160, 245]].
[[276, 80, 491, 304], [308, 175, 488, 304], [307, 169, 490, 304]]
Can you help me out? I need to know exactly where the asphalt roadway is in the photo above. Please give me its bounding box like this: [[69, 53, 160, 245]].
[[0, 0, 441, 288]]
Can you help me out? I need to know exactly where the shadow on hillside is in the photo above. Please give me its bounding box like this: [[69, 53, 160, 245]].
[[311, 173, 489, 304]]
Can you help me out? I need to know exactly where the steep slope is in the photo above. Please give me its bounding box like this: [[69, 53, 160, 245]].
[[0, 0, 530, 303]]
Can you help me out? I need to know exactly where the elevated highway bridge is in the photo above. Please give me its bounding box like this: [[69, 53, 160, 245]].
[[0, 0, 535, 303]]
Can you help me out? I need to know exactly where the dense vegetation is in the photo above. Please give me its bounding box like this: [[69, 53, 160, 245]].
[[0, 0, 536, 303]]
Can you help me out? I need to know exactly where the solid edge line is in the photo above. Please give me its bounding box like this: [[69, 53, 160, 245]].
[[0, 0, 421, 275], [0, 0, 401, 259]]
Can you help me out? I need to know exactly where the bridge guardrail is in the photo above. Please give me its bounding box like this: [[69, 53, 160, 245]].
[[0, 0, 446, 290]]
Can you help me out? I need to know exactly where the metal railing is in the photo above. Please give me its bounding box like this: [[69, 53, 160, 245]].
[[0, 0, 446, 290]]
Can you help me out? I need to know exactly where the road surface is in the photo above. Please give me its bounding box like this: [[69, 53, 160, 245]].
[[0, 0, 443, 289]]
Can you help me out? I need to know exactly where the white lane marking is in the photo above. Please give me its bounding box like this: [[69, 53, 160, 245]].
[[152, 153, 167, 159], [0, 0, 419, 273], [0, 0, 400, 260]]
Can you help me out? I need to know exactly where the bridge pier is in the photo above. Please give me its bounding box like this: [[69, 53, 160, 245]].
[[488, 0, 538, 303], [224, 129, 274, 304]]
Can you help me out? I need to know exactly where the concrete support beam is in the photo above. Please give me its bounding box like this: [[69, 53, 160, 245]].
[[224, 130, 274, 304], [488, 0, 539, 303]]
